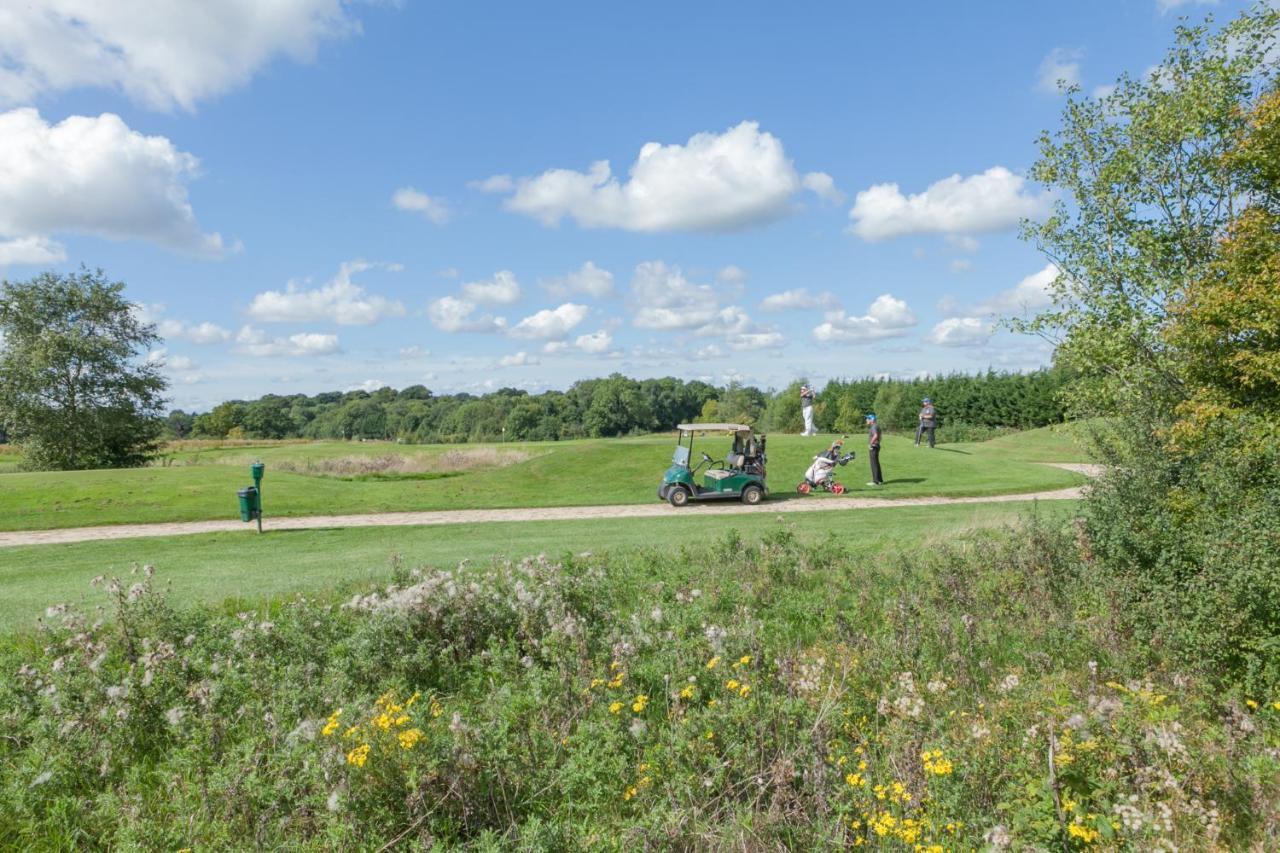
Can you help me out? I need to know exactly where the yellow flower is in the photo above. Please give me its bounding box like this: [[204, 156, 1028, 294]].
[[1273, 701, 1280, 711], [738, 684, 751, 698], [321, 708, 343, 737], [609, 701, 623, 714], [631, 694, 649, 713], [845, 772, 863, 787], [739, 655, 751, 666], [706, 656, 720, 670], [394, 714, 410, 727], [679, 684, 695, 700], [374, 712, 394, 731], [589, 678, 604, 689], [707, 698, 718, 709], [607, 674, 624, 689], [704, 729, 715, 740], [1246, 699, 1259, 710], [922, 749, 954, 776], [725, 679, 740, 691], [429, 699, 444, 718], [397, 728, 423, 750], [622, 785, 637, 801], [610, 660, 622, 671], [346, 743, 370, 767], [342, 725, 360, 739], [1068, 822, 1100, 844], [404, 691, 421, 708]]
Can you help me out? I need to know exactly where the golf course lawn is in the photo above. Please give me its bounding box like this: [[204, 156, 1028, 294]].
[[0, 425, 1089, 531], [0, 499, 1078, 631]]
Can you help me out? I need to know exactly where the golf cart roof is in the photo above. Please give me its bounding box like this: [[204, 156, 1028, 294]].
[[676, 423, 753, 433]]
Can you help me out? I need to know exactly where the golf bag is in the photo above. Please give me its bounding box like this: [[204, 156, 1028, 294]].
[[797, 440, 855, 495]]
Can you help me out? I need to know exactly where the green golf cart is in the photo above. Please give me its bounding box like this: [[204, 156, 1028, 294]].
[[658, 423, 768, 507]]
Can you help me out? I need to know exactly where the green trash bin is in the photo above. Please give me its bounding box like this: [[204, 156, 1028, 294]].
[[237, 486, 259, 522]]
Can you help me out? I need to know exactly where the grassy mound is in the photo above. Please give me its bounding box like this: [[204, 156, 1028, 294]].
[[2, 521, 1275, 849]]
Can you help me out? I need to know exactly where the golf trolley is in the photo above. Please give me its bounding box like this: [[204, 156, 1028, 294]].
[[796, 438, 855, 495]]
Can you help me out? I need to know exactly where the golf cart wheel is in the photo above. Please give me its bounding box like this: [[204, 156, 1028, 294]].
[[831, 484, 846, 495], [741, 485, 764, 505], [668, 487, 690, 508], [796, 482, 811, 495]]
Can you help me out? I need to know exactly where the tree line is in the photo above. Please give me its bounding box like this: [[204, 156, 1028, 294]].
[[166, 369, 1070, 444]]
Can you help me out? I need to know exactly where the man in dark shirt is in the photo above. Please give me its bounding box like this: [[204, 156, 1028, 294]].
[[915, 397, 937, 448], [865, 413, 884, 487]]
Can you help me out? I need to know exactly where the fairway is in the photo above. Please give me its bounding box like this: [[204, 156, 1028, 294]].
[[0, 499, 1078, 631], [0, 426, 1089, 532]]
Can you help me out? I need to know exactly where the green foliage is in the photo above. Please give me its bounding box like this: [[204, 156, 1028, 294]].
[[2, 526, 1276, 848], [0, 269, 166, 470]]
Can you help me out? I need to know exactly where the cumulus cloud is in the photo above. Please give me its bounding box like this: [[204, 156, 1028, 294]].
[[0, 109, 230, 256], [508, 302, 589, 339], [391, 187, 450, 224], [497, 351, 539, 367], [0, 235, 66, 266], [848, 166, 1050, 241], [972, 263, 1059, 315], [502, 121, 833, 232], [812, 294, 917, 343], [759, 288, 839, 312], [1037, 47, 1084, 94], [235, 325, 340, 357], [247, 261, 405, 325], [629, 261, 721, 330], [470, 174, 514, 193], [925, 317, 992, 347], [542, 261, 615, 298], [802, 171, 845, 203], [461, 270, 521, 305], [717, 265, 747, 285], [426, 296, 506, 334], [133, 304, 232, 345], [0, 1, 360, 111], [571, 329, 612, 354]]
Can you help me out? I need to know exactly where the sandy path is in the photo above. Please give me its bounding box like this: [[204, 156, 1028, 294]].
[[0, 464, 1097, 549]]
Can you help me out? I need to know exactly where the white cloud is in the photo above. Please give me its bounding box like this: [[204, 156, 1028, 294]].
[[398, 345, 430, 358], [925, 317, 992, 347], [1156, 0, 1218, 13], [629, 261, 721, 330], [426, 296, 506, 334], [503, 121, 832, 232], [461, 270, 521, 305], [1037, 47, 1084, 94], [0, 235, 65, 266], [696, 306, 785, 351], [134, 304, 231, 345], [759, 288, 839, 312], [470, 174, 514, 193], [802, 171, 845, 203], [542, 340, 568, 354], [391, 187, 449, 224], [1092, 83, 1117, 99], [497, 351, 539, 367], [717, 265, 747, 285], [972, 263, 1059, 315], [542, 261, 615, 298], [181, 322, 233, 344], [349, 379, 387, 393], [0, 109, 230, 256], [247, 261, 405, 325], [167, 354, 197, 371], [574, 329, 613, 354], [945, 234, 980, 252], [0, 1, 360, 111], [508, 302, 589, 339], [848, 166, 1050, 241], [812, 294, 917, 343], [235, 325, 340, 357]]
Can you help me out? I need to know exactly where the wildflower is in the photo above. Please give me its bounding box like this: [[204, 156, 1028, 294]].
[[738, 684, 751, 698], [622, 785, 638, 801], [609, 701, 623, 715], [725, 679, 740, 691], [679, 684, 695, 700], [707, 698, 718, 709], [845, 772, 863, 787], [397, 728, 423, 750], [405, 691, 421, 708], [1245, 699, 1259, 710], [429, 698, 444, 718], [607, 673, 625, 689], [346, 743, 370, 767], [922, 749, 954, 776], [631, 695, 649, 713], [1273, 701, 1280, 712], [1067, 822, 1100, 844], [705, 729, 715, 740], [706, 656, 720, 670], [322, 708, 343, 737]]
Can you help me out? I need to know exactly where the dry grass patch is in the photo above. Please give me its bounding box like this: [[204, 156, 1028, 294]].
[[257, 448, 537, 478]]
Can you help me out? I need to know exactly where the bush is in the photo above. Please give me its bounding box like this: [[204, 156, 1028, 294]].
[[2, 526, 1277, 848]]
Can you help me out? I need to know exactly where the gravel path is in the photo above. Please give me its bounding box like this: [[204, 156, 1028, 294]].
[[0, 464, 1098, 549]]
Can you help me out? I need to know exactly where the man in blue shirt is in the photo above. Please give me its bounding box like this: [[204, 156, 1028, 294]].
[[865, 413, 884, 487]]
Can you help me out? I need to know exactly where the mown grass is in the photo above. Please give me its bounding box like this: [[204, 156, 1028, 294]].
[[0, 500, 1078, 632], [1, 509, 1273, 849], [0, 427, 1088, 531]]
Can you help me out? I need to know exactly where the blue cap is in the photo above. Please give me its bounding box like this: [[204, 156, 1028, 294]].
[[865, 413, 876, 421], [923, 398, 932, 404]]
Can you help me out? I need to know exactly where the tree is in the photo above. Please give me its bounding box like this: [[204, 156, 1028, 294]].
[[165, 410, 195, 439], [0, 269, 167, 470], [1020, 8, 1279, 421]]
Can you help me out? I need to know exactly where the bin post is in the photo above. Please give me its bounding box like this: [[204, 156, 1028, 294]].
[[250, 462, 264, 533]]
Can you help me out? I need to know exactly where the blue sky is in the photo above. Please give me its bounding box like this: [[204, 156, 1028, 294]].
[[0, 0, 1251, 410]]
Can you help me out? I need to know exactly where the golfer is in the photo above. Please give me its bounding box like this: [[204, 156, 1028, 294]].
[[866, 413, 884, 487], [800, 384, 816, 436], [915, 397, 937, 448]]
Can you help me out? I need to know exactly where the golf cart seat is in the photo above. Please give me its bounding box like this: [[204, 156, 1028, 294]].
[[705, 469, 734, 481], [725, 452, 746, 469]]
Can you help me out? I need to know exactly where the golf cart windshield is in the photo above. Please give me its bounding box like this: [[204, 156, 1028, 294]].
[[672, 445, 691, 467]]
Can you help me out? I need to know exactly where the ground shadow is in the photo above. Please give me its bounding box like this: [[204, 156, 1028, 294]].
[[882, 478, 926, 485], [929, 447, 971, 455]]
